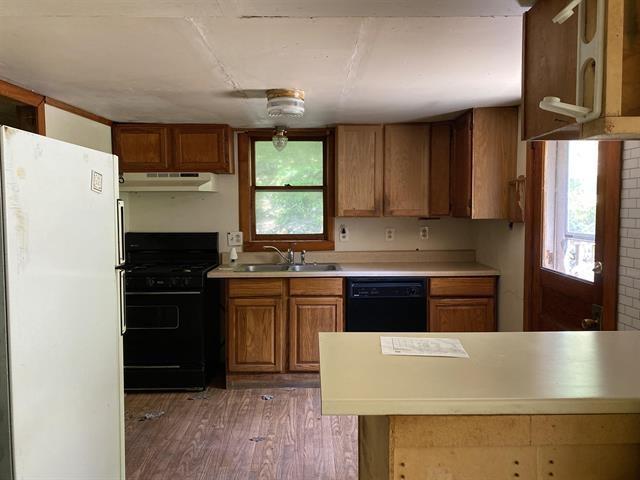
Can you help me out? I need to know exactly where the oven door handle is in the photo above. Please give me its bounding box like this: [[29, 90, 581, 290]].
[[125, 291, 202, 295], [118, 269, 127, 335]]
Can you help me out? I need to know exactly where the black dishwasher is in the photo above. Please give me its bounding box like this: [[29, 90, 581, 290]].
[[345, 277, 427, 332]]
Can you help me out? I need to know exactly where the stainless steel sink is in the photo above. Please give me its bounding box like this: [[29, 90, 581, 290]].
[[234, 264, 290, 272], [234, 263, 340, 273], [287, 264, 340, 272]]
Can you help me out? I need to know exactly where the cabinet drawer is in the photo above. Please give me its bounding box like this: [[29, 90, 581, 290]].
[[289, 278, 343, 296], [429, 277, 495, 297], [228, 279, 285, 298]]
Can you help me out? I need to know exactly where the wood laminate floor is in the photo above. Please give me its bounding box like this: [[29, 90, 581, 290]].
[[125, 387, 358, 480]]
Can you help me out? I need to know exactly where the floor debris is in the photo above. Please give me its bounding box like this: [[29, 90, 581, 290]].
[[249, 436, 266, 443], [188, 391, 210, 401], [139, 411, 165, 421], [260, 394, 274, 401]]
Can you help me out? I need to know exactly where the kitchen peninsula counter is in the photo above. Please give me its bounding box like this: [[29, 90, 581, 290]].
[[319, 331, 640, 479]]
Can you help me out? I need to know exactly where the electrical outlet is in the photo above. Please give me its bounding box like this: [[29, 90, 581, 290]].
[[227, 231, 243, 246], [420, 226, 429, 240], [339, 224, 349, 242], [385, 228, 395, 241]]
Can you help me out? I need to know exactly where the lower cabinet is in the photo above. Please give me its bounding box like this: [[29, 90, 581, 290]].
[[429, 297, 495, 332], [226, 278, 344, 374], [289, 297, 343, 372], [428, 277, 497, 332], [227, 297, 285, 373]]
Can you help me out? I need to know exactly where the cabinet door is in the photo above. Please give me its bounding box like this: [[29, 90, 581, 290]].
[[471, 108, 518, 219], [227, 298, 284, 373], [173, 125, 233, 173], [429, 123, 452, 216], [523, 0, 578, 140], [289, 297, 343, 372], [336, 125, 383, 216], [451, 112, 472, 218], [429, 298, 496, 332], [383, 124, 430, 217], [113, 125, 170, 172]]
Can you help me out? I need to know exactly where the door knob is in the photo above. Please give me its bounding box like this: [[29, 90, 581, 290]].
[[581, 317, 599, 330], [592, 261, 603, 275]]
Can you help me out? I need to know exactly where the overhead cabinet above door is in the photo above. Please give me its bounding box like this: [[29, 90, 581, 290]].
[[113, 123, 234, 174], [523, 0, 640, 140], [451, 107, 518, 219]]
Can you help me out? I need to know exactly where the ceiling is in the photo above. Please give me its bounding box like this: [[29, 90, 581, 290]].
[[0, 0, 526, 127]]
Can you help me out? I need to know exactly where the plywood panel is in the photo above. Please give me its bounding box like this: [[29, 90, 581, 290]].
[[391, 415, 531, 448], [336, 125, 383, 216], [531, 414, 640, 445], [429, 122, 451, 216], [471, 107, 518, 219], [394, 446, 536, 480], [537, 445, 640, 479], [383, 124, 430, 217]]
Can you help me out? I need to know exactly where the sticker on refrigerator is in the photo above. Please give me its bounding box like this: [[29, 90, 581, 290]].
[[91, 170, 103, 193]]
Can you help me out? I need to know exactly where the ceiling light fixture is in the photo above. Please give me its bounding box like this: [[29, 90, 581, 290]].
[[266, 89, 305, 117], [272, 126, 288, 152]]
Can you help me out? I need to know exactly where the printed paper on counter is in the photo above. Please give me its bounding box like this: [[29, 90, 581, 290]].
[[380, 336, 469, 358]]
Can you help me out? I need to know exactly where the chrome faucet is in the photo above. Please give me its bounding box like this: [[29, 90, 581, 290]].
[[264, 244, 296, 264]]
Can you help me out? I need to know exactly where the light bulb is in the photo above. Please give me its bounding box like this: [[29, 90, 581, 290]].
[[272, 127, 288, 152]]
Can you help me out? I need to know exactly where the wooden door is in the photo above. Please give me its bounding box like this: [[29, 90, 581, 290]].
[[336, 125, 383, 216], [113, 125, 170, 172], [227, 298, 284, 372], [173, 124, 233, 173], [429, 298, 496, 332], [289, 297, 343, 372], [523, 0, 579, 140], [451, 112, 472, 217], [429, 123, 451, 216], [525, 141, 621, 331], [383, 124, 430, 217]]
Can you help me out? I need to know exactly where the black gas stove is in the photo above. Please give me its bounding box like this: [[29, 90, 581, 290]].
[[123, 232, 220, 391]]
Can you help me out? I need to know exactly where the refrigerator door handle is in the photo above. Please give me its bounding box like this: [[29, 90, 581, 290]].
[[118, 269, 126, 335], [116, 199, 126, 266]]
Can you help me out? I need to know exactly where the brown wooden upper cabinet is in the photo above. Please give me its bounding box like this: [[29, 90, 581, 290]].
[[335, 125, 384, 216], [429, 123, 452, 217], [523, 0, 640, 140], [451, 107, 518, 219], [113, 123, 234, 174], [384, 124, 430, 217]]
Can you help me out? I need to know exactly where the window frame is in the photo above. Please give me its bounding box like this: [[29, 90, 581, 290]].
[[238, 128, 335, 252]]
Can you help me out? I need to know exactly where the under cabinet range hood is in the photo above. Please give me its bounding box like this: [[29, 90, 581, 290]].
[[119, 172, 217, 192]]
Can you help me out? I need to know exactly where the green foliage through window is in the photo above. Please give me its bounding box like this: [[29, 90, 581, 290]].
[[253, 140, 325, 236]]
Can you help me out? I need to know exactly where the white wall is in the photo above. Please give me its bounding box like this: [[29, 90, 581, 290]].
[[618, 141, 640, 331], [44, 104, 112, 153], [472, 108, 526, 332]]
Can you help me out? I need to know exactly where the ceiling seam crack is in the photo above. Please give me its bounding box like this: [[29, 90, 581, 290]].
[[185, 16, 246, 96], [339, 17, 373, 111]]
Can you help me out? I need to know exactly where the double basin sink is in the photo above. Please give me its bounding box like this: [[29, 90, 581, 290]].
[[234, 263, 340, 273]]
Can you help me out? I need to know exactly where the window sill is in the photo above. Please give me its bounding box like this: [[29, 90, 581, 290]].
[[242, 240, 335, 252]]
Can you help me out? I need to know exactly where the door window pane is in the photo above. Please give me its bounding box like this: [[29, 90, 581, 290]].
[[254, 141, 323, 186], [255, 191, 324, 235], [542, 141, 598, 282]]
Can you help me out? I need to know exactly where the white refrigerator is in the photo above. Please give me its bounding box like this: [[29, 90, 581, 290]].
[[0, 126, 125, 479]]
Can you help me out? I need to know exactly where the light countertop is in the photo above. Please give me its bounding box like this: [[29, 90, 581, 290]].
[[207, 261, 499, 278], [319, 331, 640, 416]]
